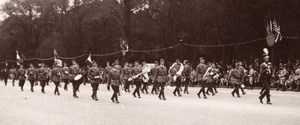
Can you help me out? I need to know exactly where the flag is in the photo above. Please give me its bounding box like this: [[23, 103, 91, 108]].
[[16, 50, 22, 65], [120, 38, 129, 56], [87, 53, 92, 63], [53, 49, 58, 59]]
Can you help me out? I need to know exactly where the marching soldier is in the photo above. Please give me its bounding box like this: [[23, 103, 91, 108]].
[[196, 57, 207, 99], [105, 61, 112, 91], [122, 62, 131, 92], [37, 63, 48, 93], [141, 61, 149, 94], [132, 61, 143, 98], [108, 62, 122, 103], [17, 64, 26, 91], [151, 61, 159, 94], [9, 65, 17, 86], [88, 61, 102, 101], [157, 58, 167, 100], [203, 63, 217, 96], [229, 62, 243, 98], [295, 65, 300, 91], [27, 63, 37, 92], [51, 60, 62, 96], [61, 62, 70, 91], [183, 60, 192, 94], [170, 59, 183, 97], [3, 66, 9, 86], [259, 53, 272, 104], [70, 60, 81, 98]]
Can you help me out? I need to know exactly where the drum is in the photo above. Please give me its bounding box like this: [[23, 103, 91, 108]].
[[74, 74, 83, 81]]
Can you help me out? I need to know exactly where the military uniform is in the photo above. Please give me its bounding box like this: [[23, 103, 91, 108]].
[[182, 64, 192, 94], [196, 63, 207, 98], [9, 68, 17, 86], [170, 63, 182, 97], [204, 67, 216, 96], [132, 64, 143, 98], [70, 64, 81, 98], [109, 66, 121, 103], [157, 64, 167, 100], [259, 62, 272, 104], [229, 67, 243, 97], [27, 67, 37, 92], [122, 66, 131, 92], [51, 67, 62, 95], [88, 66, 102, 101], [17, 67, 26, 91], [61, 66, 70, 91], [2, 67, 9, 86], [37, 66, 48, 93], [105, 65, 112, 90], [150, 65, 159, 94]]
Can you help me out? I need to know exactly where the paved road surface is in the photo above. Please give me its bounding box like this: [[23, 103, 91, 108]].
[[0, 80, 299, 125]]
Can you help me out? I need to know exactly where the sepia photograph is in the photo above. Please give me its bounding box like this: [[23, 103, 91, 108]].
[[0, 0, 299, 125]]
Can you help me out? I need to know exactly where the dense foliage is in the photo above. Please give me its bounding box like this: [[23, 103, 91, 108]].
[[0, 0, 300, 66]]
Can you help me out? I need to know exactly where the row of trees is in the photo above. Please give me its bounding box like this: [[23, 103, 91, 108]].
[[0, 0, 300, 66]]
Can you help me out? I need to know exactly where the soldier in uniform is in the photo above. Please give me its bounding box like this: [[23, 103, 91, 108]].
[[132, 61, 143, 98], [183, 60, 192, 94], [157, 58, 167, 100], [37, 63, 48, 93], [105, 61, 112, 91], [196, 57, 207, 99], [51, 61, 62, 96], [122, 62, 131, 92], [259, 54, 272, 104], [2, 66, 9, 86], [9, 65, 17, 86], [70, 60, 81, 98], [27, 63, 36, 92], [61, 62, 70, 91], [229, 62, 243, 98], [203, 63, 217, 96], [108, 62, 122, 103], [295, 65, 300, 91], [88, 61, 102, 101], [17, 64, 26, 91], [170, 59, 183, 97], [141, 61, 149, 94], [151, 61, 159, 94]]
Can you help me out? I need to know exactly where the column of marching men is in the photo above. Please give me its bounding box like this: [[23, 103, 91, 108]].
[[0, 55, 276, 104]]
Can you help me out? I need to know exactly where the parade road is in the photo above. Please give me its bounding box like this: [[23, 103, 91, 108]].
[[0, 80, 299, 125]]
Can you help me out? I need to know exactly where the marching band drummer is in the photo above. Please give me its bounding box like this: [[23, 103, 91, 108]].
[[122, 62, 132, 92], [182, 60, 192, 94], [131, 61, 143, 98], [203, 62, 216, 96], [157, 58, 167, 100], [108, 61, 122, 103], [51, 60, 62, 96], [37, 63, 48, 94], [196, 57, 207, 99], [27, 63, 37, 92], [17, 64, 26, 91], [170, 59, 183, 97], [88, 61, 102, 101], [61, 62, 70, 91], [70, 60, 81, 98]]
